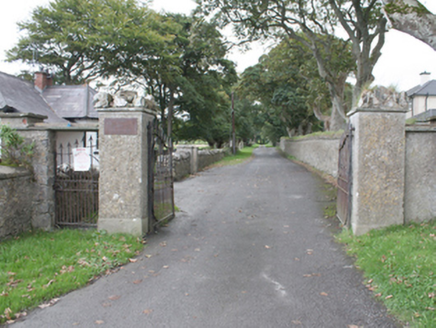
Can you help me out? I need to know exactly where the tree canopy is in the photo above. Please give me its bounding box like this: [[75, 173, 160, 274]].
[[197, 0, 387, 130], [7, 0, 177, 85], [8, 0, 238, 145]]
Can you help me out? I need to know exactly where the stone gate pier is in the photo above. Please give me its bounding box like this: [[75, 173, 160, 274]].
[[95, 91, 157, 236]]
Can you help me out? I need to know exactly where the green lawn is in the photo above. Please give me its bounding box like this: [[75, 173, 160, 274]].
[[336, 221, 436, 327], [215, 145, 257, 166], [0, 229, 144, 324]]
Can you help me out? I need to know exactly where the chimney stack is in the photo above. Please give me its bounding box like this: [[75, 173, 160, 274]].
[[420, 71, 431, 85], [34, 71, 53, 92]]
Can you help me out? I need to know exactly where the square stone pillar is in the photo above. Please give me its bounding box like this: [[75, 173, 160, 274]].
[[348, 107, 407, 235], [97, 105, 156, 236], [176, 145, 198, 174], [0, 113, 56, 231]]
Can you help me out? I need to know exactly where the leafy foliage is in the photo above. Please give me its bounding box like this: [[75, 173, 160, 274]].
[[160, 14, 237, 147], [7, 0, 177, 85], [0, 125, 34, 169], [197, 0, 387, 130]]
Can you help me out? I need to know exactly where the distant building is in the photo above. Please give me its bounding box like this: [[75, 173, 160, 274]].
[[0, 71, 99, 167], [406, 71, 436, 121]]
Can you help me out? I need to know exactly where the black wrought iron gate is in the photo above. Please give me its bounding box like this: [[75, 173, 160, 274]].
[[336, 124, 353, 227], [54, 136, 99, 227], [147, 120, 175, 231]]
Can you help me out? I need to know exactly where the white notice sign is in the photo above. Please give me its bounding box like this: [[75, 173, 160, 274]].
[[73, 148, 91, 171]]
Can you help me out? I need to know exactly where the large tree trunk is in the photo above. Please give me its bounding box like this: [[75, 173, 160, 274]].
[[382, 0, 436, 51], [330, 102, 346, 131]]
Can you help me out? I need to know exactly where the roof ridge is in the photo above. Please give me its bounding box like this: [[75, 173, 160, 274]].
[[407, 79, 436, 96]]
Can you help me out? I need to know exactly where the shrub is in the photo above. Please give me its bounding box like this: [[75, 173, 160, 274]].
[[0, 125, 34, 168]]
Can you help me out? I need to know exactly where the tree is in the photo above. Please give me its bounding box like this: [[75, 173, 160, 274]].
[[237, 37, 350, 135], [7, 0, 176, 84], [382, 0, 436, 51], [197, 0, 387, 130], [170, 15, 238, 146]]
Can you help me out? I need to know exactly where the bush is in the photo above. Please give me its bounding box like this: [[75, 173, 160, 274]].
[[0, 125, 34, 168]]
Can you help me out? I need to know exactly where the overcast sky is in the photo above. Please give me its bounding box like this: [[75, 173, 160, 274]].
[[1, 0, 435, 91]]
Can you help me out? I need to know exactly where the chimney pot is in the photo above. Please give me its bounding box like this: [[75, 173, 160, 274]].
[[420, 71, 431, 85], [34, 71, 53, 92]]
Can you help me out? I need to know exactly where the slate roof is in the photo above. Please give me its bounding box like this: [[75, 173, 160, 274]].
[[43, 85, 98, 120], [406, 80, 436, 97], [0, 71, 66, 123]]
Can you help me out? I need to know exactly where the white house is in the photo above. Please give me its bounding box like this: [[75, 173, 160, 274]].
[[406, 72, 436, 120], [0, 71, 99, 170]]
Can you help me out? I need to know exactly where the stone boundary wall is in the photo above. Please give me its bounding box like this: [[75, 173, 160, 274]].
[[404, 127, 436, 223], [198, 149, 227, 171], [280, 133, 342, 178], [173, 148, 227, 181], [0, 167, 34, 239], [173, 151, 191, 181]]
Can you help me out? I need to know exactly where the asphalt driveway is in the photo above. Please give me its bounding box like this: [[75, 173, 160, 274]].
[[11, 147, 399, 328]]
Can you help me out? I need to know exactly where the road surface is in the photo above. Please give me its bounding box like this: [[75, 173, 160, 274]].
[[11, 147, 399, 328]]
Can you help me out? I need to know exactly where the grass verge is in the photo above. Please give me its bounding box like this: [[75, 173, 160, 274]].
[[0, 229, 144, 324], [213, 146, 256, 167], [336, 221, 436, 327]]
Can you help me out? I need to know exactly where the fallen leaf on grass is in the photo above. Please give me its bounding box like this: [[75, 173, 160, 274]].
[[15, 312, 27, 319], [58, 266, 72, 275], [163, 265, 169, 269], [265, 245, 271, 249], [143, 309, 153, 315], [108, 295, 121, 301], [145, 254, 152, 258], [385, 295, 393, 299], [375, 293, 382, 297], [160, 241, 167, 247], [348, 325, 360, 328], [306, 249, 313, 255], [78, 259, 90, 267], [7, 279, 23, 288], [4, 308, 12, 320], [194, 248, 201, 252], [95, 320, 104, 324], [133, 280, 142, 284], [38, 298, 60, 309], [43, 280, 55, 288], [320, 292, 328, 296], [292, 320, 302, 325], [129, 258, 138, 263]]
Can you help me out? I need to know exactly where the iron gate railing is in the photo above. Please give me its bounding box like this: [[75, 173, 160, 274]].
[[337, 124, 353, 227], [54, 135, 99, 227], [147, 120, 175, 231]]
